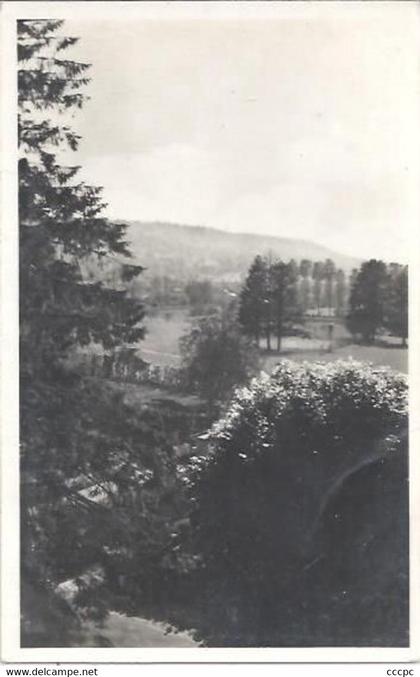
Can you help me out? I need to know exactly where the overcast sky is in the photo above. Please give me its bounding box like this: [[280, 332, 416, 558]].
[[63, 3, 419, 261]]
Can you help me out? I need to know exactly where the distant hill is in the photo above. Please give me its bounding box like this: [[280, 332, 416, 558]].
[[125, 221, 361, 282]]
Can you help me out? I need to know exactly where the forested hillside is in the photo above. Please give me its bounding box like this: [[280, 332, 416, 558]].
[[125, 221, 360, 281]]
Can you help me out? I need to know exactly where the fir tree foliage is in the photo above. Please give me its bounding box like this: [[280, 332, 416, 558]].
[[18, 19, 148, 636], [18, 19, 145, 376], [238, 255, 267, 343]]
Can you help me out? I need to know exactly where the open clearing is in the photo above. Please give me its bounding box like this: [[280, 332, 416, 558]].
[[262, 342, 407, 374], [140, 308, 190, 366], [138, 309, 408, 374]]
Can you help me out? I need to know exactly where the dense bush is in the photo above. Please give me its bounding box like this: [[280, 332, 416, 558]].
[[180, 313, 260, 407], [185, 360, 408, 646]]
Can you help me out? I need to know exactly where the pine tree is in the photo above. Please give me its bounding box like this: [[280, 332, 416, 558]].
[[18, 19, 147, 633], [18, 20, 145, 376], [271, 260, 300, 352], [323, 258, 336, 311], [298, 259, 312, 313], [312, 261, 323, 313], [335, 268, 347, 317], [238, 255, 267, 345], [263, 255, 273, 351]]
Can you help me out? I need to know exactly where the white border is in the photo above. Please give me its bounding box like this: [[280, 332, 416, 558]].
[[1, 0, 21, 664], [1, 0, 419, 663]]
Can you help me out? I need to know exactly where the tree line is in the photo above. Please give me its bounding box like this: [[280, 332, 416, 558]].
[[238, 255, 408, 351], [238, 255, 348, 351], [121, 256, 350, 316]]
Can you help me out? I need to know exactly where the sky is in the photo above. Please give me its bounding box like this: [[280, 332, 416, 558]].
[[62, 3, 419, 261]]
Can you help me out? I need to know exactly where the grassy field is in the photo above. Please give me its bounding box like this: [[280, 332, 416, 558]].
[[262, 342, 408, 374], [138, 309, 408, 374], [140, 308, 189, 366]]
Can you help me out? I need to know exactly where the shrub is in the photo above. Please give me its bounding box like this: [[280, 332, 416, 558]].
[[186, 360, 408, 646], [179, 313, 260, 407]]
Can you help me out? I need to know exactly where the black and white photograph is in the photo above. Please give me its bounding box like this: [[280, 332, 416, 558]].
[[1, 0, 419, 662]]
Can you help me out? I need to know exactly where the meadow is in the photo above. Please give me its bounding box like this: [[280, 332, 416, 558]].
[[139, 308, 408, 374], [140, 308, 190, 366]]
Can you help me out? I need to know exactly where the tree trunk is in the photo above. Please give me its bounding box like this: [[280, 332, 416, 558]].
[[277, 316, 283, 353], [266, 304, 272, 352], [276, 302, 283, 354], [266, 329, 271, 352]]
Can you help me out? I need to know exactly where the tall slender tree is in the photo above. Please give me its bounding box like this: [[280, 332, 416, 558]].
[[271, 260, 299, 352], [263, 255, 274, 351], [298, 259, 312, 313], [323, 258, 336, 311], [19, 19, 145, 376], [335, 268, 347, 317], [18, 19, 147, 632], [238, 255, 267, 345], [312, 261, 323, 313]]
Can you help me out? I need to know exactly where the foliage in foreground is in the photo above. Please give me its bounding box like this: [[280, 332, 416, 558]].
[[183, 360, 408, 646], [21, 375, 202, 646], [18, 19, 152, 642]]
